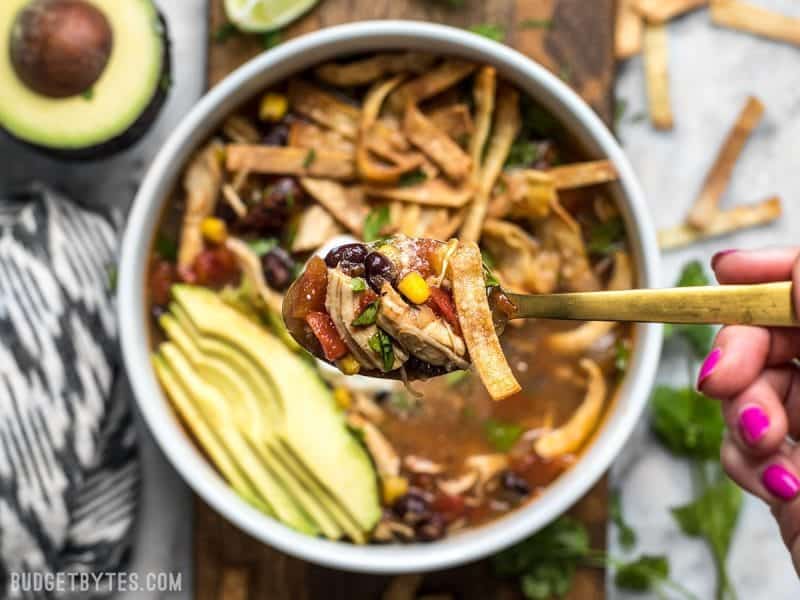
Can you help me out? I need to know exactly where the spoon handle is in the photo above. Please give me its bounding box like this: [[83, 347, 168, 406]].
[[507, 281, 799, 326]]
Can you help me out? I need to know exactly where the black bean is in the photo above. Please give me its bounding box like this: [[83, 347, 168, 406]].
[[266, 177, 303, 206], [325, 243, 369, 268], [416, 513, 446, 542], [365, 252, 397, 292], [339, 261, 365, 277], [404, 356, 448, 379], [500, 470, 531, 497], [393, 490, 431, 524], [262, 247, 294, 290], [262, 122, 290, 146]]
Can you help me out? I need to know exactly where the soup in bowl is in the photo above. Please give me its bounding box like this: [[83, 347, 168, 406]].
[[119, 21, 661, 573]]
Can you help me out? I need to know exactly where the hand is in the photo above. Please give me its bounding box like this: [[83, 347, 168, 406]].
[[698, 247, 800, 574]]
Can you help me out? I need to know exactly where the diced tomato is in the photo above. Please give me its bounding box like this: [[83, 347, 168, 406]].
[[357, 289, 379, 313], [191, 247, 240, 288], [149, 259, 178, 307], [489, 286, 517, 319], [289, 256, 328, 320], [431, 492, 466, 523], [426, 286, 461, 335], [305, 311, 348, 361]]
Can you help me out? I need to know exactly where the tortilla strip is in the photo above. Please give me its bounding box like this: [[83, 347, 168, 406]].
[[659, 196, 782, 250], [643, 23, 673, 130], [222, 115, 260, 143], [178, 141, 223, 269], [226, 145, 354, 180], [547, 160, 618, 189], [493, 170, 556, 220], [687, 96, 764, 229], [450, 242, 521, 401], [314, 52, 437, 87], [634, 0, 708, 23], [288, 120, 355, 155], [225, 237, 283, 314], [299, 178, 370, 235], [417, 207, 455, 240], [357, 76, 424, 184], [221, 183, 247, 218], [404, 102, 472, 180], [391, 202, 421, 237], [388, 59, 477, 113], [364, 179, 473, 208], [469, 67, 496, 170], [711, 0, 800, 46], [288, 79, 360, 140], [426, 104, 475, 143], [616, 0, 644, 58], [460, 85, 521, 243], [482, 219, 560, 294], [292, 204, 345, 253]]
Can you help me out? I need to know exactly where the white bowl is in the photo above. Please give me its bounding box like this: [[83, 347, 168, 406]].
[[119, 21, 662, 574]]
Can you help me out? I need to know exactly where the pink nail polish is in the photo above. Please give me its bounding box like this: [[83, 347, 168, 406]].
[[739, 405, 769, 445], [697, 347, 722, 388], [711, 249, 737, 269], [763, 464, 800, 500]]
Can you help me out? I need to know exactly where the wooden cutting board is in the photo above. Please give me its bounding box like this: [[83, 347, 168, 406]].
[[198, 2, 615, 598]]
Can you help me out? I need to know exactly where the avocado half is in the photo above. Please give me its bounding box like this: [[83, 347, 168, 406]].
[[0, 0, 171, 160]]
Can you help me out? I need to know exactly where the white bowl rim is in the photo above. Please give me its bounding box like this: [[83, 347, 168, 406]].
[[119, 20, 662, 574]]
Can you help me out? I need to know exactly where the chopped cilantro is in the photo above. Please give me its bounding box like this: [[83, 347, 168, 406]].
[[154, 234, 178, 261], [352, 300, 380, 327], [445, 370, 470, 387], [614, 555, 668, 591], [350, 277, 367, 292], [650, 386, 725, 460], [505, 140, 541, 168], [587, 217, 625, 256], [263, 30, 282, 49], [468, 23, 506, 42], [303, 148, 317, 168], [212, 22, 238, 44], [81, 88, 94, 100], [484, 418, 523, 452], [363, 205, 390, 242], [610, 489, 636, 550], [368, 329, 395, 371], [247, 237, 279, 257], [398, 168, 428, 187]]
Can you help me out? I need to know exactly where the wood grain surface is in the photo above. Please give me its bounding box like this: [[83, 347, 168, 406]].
[[198, 1, 615, 598]]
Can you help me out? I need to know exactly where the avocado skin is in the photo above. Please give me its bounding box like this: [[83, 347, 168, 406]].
[[2, 12, 172, 162]]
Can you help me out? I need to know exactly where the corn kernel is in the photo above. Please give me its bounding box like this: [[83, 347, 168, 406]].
[[333, 386, 352, 410], [336, 354, 361, 376], [259, 92, 288, 122], [382, 475, 409, 505], [397, 271, 430, 304], [377, 244, 401, 264], [200, 217, 228, 244]]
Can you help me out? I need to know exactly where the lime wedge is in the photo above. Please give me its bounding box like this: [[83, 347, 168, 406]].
[[224, 0, 318, 33]]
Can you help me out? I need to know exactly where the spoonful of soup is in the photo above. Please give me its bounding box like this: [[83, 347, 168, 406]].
[[284, 236, 800, 400]]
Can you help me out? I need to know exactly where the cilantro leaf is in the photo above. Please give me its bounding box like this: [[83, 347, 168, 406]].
[[484, 419, 523, 452], [520, 18, 553, 30], [368, 329, 395, 371], [650, 386, 725, 460], [614, 340, 630, 376], [519, 96, 561, 138], [493, 517, 590, 576], [263, 30, 282, 49], [352, 300, 380, 327], [505, 140, 541, 168], [303, 148, 317, 168], [677, 260, 710, 287], [398, 168, 427, 187], [610, 489, 636, 550], [212, 22, 238, 44], [363, 205, 390, 242], [445, 369, 470, 387], [468, 23, 506, 42], [350, 277, 367, 292], [154, 233, 178, 261], [614, 555, 669, 591], [247, 237, 279, 257], [587, 217, 625, 256], [520, 563, 576, 599]]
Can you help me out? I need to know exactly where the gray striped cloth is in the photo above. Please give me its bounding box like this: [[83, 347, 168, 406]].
[[0, 183, 138, 598]]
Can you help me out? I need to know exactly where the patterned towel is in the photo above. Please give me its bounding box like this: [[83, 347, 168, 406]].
[[0, 183, 138, 598]]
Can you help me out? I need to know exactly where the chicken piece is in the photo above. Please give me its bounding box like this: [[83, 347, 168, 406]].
[[326, 269, 407, 372], [378, 284, 469, 370], [538, 215, 601, 292], [178, 141, 223, 268], [482, 219, 560, 294]]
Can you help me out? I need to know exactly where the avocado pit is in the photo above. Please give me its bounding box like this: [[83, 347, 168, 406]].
[[10, 0, 112, 98]]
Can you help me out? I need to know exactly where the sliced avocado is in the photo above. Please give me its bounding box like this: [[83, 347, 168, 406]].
[[166, 304, 368, 543], [171, 284, 381, 533], [160, 313, 343, 540], [0, 0, 170, 158], [159, 342, 318, 536], [151, 354, 271, 515]]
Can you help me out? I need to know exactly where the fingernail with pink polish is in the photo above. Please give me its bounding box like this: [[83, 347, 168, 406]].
[[697, 347, 722, 388], [711, 249, 737, 269], [739, 405, 769, 445], [763, 464, 800, 501]]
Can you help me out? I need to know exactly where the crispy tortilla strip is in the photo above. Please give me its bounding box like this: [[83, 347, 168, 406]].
[[358, 76, 423, 184], [450, 242, 521, 401], [288, 79, 360, 140], [535, 359, 606, 458], [616, 0, 644, 58], [292, 205, 345, 253], [547, 160, 618, 189], [364, 179, 473, 208], [711, 0, 800, 46], [659, 196, 782, 250], [634, 0, 708, 23], [299, 178, 370, 235], [493, 170, 556, 220], [288, 120, 355, 155], [461, 85, 521, 243], [222, 115, 260, 143], [469, 67, 496, 170], [178, 141, 223, 268], [314, 52, 436, 87], [226, 145, 354, 180], [431, 207, 468, 241], [687, 96, 765, 229], [643, 23, 673, 130], [225, 237, 283, 313], [222, 183, 247, 218], [404, 102, 472, 180], [388, 59, 477, 113], [426, 104, 475, 143], [482, 219, 560, 294], [391, 202, 421, 237]]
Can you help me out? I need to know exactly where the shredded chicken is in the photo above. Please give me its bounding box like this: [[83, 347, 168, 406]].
[[539, 215, 601, 292], [482, 219, 560, 294], [224, 237, 283, 314], [437, 471, 478, 496], [465, 454, 509, 489], [403, 455, 445, 475], [347, 413, 400, 478], [178, 140, 223, 268]]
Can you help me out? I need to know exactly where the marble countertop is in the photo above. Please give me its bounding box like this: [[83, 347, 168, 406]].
[[2, 1, 799, 598]]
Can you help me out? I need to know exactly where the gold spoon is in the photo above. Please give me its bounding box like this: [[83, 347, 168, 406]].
[[506, 281, 798, 327]]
